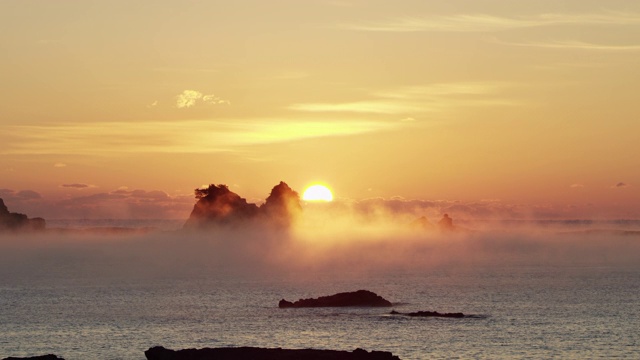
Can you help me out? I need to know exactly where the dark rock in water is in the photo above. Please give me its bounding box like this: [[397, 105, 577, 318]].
[[279, 290, 392, 308], [2, 355, 64, 360], [410, 216, 435, 230], [0, 198, 46, 232], [390, 310, 464, 318], [183, 181, 302, 229], [437, 213, 455, 231], [145, 346, 401, 360]]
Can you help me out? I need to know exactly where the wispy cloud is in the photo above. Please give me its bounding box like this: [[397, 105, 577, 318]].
[[0, 189, 42, 201], [153, 67, 220, 74], [495, 39, 640, 52], [176, 90, 230, 109], [343, 11, 640, 33], [61, 183, 94, 189], [288, 101, 423, 114], [288, 82, 518, 115], [53, 163, 67, 168], [612, 182, 629, 188], [1, 118, 395, 155]]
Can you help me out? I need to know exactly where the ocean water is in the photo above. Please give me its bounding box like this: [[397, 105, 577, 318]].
[[1, 225, 639, 359]]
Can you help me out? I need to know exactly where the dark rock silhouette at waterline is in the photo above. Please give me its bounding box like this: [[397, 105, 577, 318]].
[[2, 356, 64, 360], [184, 181, 301, 229], [145, 346, 401, 360], [0, 198, 45, 232], [390, 310, 465, 318], [279, 290, 392, 308]]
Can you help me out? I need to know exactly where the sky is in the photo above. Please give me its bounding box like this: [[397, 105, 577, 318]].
[[1, 0, 639, 220]]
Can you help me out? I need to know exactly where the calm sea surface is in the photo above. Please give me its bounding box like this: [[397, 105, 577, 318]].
[[1, 225, 639, 359]]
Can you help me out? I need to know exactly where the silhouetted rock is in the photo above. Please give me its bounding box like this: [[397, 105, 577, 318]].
[[183, 184, 259, 228], [410, 216, 435, 230], [145, 346, 400, 360], [437, 213, 455, 231], [260, 181, 302, 227], [0, 198, 46, 232], [183, 181, 302, 229], [279, 290, 392, 308], [390, 310, 464, 318], [2, 355, 64, 360]]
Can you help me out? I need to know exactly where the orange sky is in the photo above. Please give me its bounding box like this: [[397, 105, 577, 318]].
[[1, 0, 639, 219]]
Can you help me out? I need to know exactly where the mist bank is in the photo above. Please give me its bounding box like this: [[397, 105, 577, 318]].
[[1, 215, 639, 286]]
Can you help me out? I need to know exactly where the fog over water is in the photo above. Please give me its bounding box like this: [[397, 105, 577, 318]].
[[1, 210, 639, 359], [2, 208, 639, 282]]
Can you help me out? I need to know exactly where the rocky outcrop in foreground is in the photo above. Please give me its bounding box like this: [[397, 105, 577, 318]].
[[279, 290, 392, 308], [2, 356, 64, 360], [390, 310, 464, 318], [145, 346, 400, 360], [0, 198, 45, 232], [184, 182, 302, 229]]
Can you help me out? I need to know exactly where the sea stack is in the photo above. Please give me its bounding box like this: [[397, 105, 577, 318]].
[[279, 290, 392, 308]]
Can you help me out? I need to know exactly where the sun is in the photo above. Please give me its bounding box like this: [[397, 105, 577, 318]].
[[302, 185, 333, 202]]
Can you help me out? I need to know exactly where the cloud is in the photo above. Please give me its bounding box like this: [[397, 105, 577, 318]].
[[336, 196, 635, 221], [0, 189, 43, 213], [54, 163, 67, 168], [288, 82, 518, 115], [570, 184, 585, 188], [16, 190, 42, 200], [494, 39, 640, 52], [152, 67, 219, 74], [51, 188, 195, 219], [2, 184, 191, 221], [288, 101, 423, 114], [176, 90, 202, 108], [343, 12, 640, 33], [176, 90, 229, 108], [2, 83, 510, 156], [61, 183, 91, 189], [202, 94, 230, 105], [612, 182, 629, 188], [1, 119, 395, 155]]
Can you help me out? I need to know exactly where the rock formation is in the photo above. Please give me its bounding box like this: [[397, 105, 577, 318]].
[[183, 182, 302, 229], [410, 216, 435, 230], [2, 356, 64, 360], [0, 198, 46, 232], [279, 290, 392, 308], [437, 213, 455, 231], [259, 181, 302, 227], [390, 310, 464, 318], [183, 184, 259, 228], [145, 346, 401, 360]]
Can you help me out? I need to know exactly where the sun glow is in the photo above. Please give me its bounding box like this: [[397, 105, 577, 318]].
[[302, 185, 334, 202]]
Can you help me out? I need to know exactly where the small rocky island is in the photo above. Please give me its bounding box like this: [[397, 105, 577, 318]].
[[145, 346, 401, 360], [390, 310, 465, 318], [2, 356, 63, 360], [279, 290, 392, 308], [0, 198, 45, 232]]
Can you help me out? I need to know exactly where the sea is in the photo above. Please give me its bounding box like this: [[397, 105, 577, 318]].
[[1, 219, 639, 359]]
